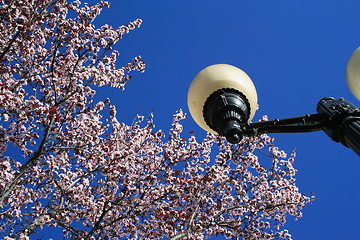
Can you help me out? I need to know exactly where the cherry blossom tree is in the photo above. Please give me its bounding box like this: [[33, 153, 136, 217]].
[[0, 0, 312, 239]]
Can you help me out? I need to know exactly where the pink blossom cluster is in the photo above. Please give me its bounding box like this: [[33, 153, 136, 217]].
[[0, 0, 312, 239]]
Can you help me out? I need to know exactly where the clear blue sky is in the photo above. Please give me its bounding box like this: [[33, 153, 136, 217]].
[[89, 0, 360, 239]]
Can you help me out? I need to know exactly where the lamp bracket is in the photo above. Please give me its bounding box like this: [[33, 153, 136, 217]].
[[316, 97, 360, 143], [240, 113, 329, 137]]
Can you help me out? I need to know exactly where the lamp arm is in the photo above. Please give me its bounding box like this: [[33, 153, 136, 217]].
[[240, 113, 329, 136], [239, 97, 360, 156]]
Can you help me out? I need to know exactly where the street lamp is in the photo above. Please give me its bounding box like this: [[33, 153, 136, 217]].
[[187, 48, 360, 156]]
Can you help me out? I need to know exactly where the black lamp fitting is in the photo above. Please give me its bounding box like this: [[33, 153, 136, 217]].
[[316, 97, 360, 155], [203, 88, 250, 143]]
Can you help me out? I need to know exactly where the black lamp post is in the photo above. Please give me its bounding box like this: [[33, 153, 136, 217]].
[[187, 48, 360, 156]]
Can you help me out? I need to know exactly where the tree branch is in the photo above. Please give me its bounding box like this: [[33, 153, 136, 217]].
[[0, 116, 55, 207], [12, 209, 58, 239], [85, 201, 109, 240], [170, 200, 202, 240]]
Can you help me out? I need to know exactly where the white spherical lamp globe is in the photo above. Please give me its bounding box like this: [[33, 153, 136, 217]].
[[187, 64, 258, 141], [346, 47, 360, 100]]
